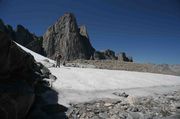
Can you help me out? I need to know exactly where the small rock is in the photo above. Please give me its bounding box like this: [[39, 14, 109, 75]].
[[99, 112, 109, 118], [104, 103, 112, 107], [49, 74, 57, 81], [113, 92, 129, 98]]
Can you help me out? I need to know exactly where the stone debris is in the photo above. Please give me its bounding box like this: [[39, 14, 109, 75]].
[[66, 91, 180, 119]]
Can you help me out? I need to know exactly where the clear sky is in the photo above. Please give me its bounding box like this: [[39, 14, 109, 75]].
[[0, 0, 180, 64]]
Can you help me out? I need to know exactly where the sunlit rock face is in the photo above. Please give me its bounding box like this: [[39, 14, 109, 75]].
[[43, 13, 95, 60]]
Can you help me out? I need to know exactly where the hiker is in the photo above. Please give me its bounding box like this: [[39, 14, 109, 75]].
[[55, 53, 62, 68], [62, 59, 66, 66]]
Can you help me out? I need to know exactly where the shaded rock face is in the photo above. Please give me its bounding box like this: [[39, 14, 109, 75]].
[[43, 13, 95, 60], [15, 25, 35, 46], [94, 49, 117, 60], [26, 37, 46, 56], [0, 31, 68, 119], [0, 19, 44, 55], [0, 31, 42, 119], [0, 19, 15, 38], [0, 31, 37, 81], [14, 26, 45, 55]]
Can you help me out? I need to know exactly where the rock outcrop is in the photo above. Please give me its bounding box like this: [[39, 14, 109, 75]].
[[93, 49, 117, 60], [43, 13, 95, 60], [93, 50, 133, 62]]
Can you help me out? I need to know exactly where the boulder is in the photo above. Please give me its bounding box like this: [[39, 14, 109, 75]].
[[0, 31, 40, 119]]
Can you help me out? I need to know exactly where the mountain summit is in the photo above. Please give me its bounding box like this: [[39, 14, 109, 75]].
[[43, 13, 95, 60]]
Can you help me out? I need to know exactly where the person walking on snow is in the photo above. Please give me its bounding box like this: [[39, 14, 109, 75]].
[[55, 53, 62, 68]]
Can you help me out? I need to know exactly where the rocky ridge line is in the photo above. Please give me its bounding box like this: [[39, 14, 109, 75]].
[[0, 19, 45, 55]]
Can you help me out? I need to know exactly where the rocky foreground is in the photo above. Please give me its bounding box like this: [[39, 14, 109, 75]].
[[66, 91, 180, 119]]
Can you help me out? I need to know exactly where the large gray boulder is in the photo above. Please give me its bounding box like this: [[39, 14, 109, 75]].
[[43, 13, 95, 60], [0, 31, 39, 119]]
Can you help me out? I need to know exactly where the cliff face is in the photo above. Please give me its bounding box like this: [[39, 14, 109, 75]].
[[43, 13, 95, 60]]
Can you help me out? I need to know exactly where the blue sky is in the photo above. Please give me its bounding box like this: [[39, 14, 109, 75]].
[[0, 0, 180, 64]]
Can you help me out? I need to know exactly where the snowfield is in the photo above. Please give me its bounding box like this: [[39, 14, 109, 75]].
[[50, 67, 180, 106], [51, 67, 180, 91], [17, 42, 180, 106]]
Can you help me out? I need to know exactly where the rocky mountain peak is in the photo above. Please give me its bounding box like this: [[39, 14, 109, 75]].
[[55, 13, 79, 33], [43, 13, 95, 60]]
